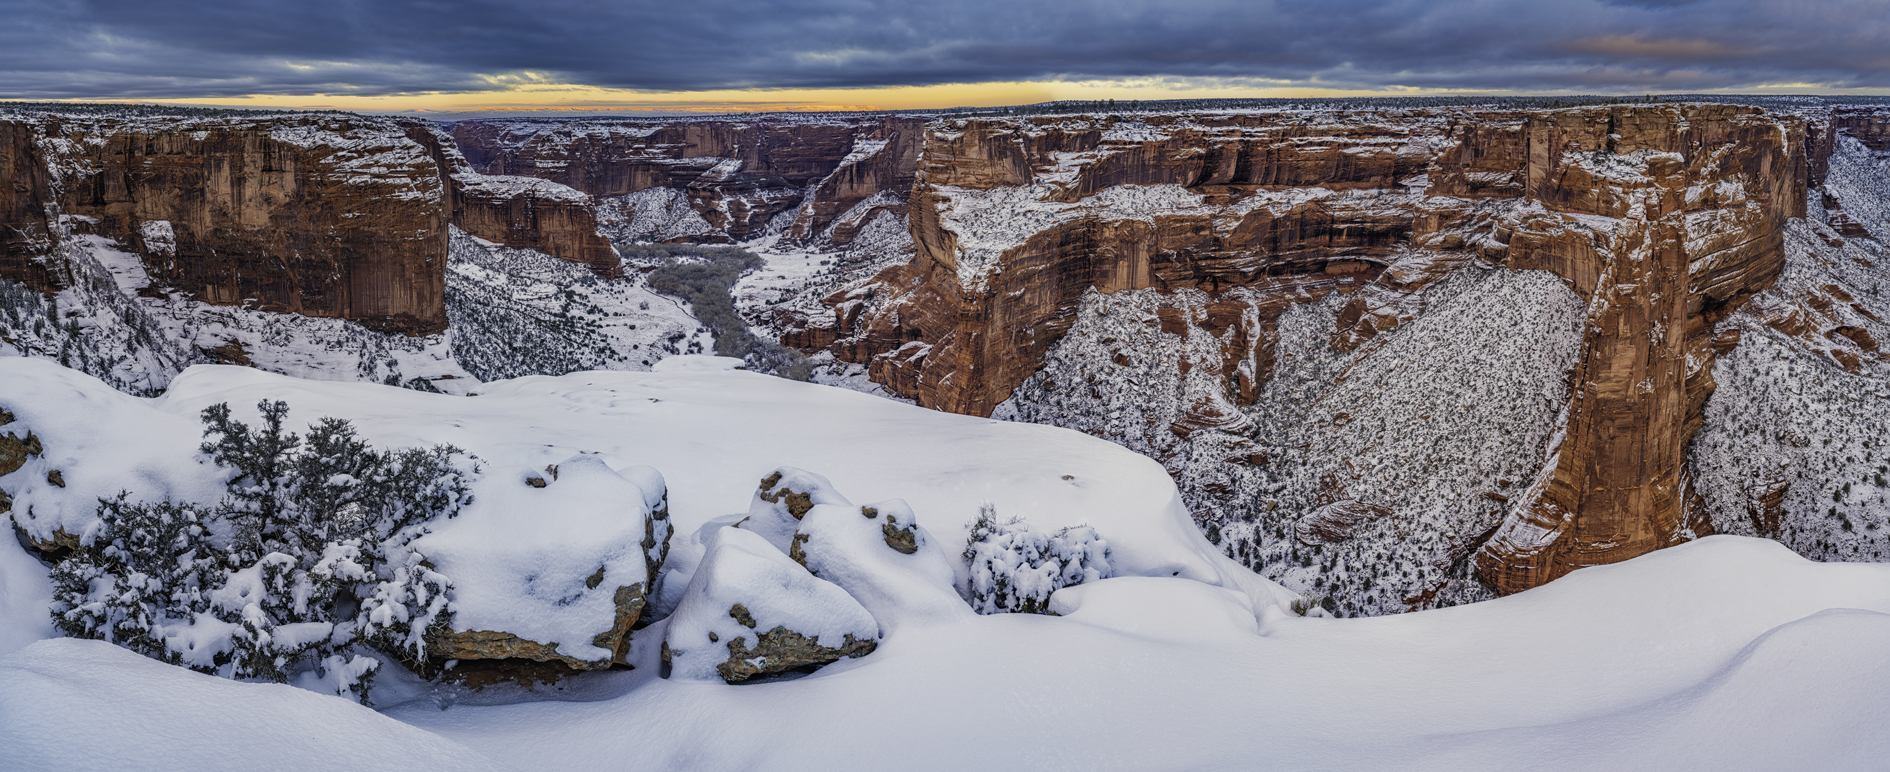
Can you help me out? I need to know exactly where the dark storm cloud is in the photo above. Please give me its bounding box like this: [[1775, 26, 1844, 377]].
[[1, 0, 1887, 99]]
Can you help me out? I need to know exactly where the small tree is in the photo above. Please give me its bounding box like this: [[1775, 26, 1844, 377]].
[[49, 400, 478, 703], [963, 504, 1112, 614]]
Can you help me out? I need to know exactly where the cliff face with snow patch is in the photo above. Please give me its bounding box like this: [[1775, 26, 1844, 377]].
[[449, 116, 922, 247], [788, 105, 1811, 603], [0, 110, 451, 334], [399, 121, 622, 279]]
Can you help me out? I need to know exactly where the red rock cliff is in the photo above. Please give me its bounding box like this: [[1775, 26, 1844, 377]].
[[449, 117, 922, 246], [800, 105, 1806, 594], [400, 121, 621, 278], [2, 112, 451, 334]]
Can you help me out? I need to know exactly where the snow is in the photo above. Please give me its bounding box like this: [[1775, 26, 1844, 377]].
[[651, 354, 744, 372], [662, 525, 878, 681], [0, 535, 53, 658], [2, 357, 1268, 606], [0, 638, 508, 772], [369, 535, 1890, 772], [454, 173, 592, 205], [0, 358, 227, 546], [412, 455, 666, 664], [2, 301, 1889, 769], [795, 497, 972, 631], [932, 182, 1211, 292], [732, 467, 850, 553], [1693, 136, 1890, 561], [595, 187, 715, 242], [445, 226, 701, 381]]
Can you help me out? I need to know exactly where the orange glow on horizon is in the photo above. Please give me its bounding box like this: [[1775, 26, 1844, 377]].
[[40, 76, 1890, 116]]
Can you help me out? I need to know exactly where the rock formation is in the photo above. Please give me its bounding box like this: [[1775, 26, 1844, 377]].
[[0, 109, 451, 334], [789, 104, 1810, 597], [449, 116, 923, 247], [399, 121, 621, 277]]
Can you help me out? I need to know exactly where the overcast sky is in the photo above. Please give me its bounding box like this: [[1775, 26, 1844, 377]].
[[3, 0, 1887, 108]]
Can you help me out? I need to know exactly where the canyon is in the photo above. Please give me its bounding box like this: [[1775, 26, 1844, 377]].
[[3, 99, 1889, 613]]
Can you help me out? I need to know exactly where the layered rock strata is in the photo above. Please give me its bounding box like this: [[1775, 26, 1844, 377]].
[[793, 105, 1806, 596], [449, 117, 923, 247], [0, 110, 451, 334], [400, 121, 621, 277]]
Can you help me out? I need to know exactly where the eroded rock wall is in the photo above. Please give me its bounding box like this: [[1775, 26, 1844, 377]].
[[400, 121, 621, 278], [0, 121, 58, 291], [1, 111, 451, 334], [798, 105, 1806, 596], [449, 117, 923, 247]]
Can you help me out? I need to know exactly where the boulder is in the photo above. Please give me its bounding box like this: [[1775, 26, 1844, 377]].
[[735, 466, 851, 553], [415, 455, 671, 669], [663, 526, 877, 683], [791, 498, 972, 632]]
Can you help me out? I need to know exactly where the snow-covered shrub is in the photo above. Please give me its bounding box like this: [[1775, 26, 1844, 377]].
[[47, 400, 476, 703], [962, 504, 1113, 615]]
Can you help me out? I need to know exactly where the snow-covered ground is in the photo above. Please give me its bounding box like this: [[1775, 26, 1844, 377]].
[[4, 359, 1890, 770]]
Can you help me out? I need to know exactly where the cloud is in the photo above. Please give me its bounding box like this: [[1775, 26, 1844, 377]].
[[1, 0, 1887, 101]]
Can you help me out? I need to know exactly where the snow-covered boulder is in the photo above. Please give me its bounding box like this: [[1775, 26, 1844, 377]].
[[0, 358, 224, 551], [414, 455, 671, 669], [792, 498, 973, 631], [736, 466, 850, 552], [663, 526, 877, 683]]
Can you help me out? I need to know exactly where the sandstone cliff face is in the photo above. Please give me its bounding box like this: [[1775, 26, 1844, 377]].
[[1, 110, 451, 334], [1473, 107, 1803, 592], [449, 117, 922, 247], [797, 105, 1805, 597], [1689, 112, 1890, 566], [400, 121, 620, 277], [0, 121, 58, 291]]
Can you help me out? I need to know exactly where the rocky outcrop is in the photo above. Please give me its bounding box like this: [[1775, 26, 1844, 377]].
[[449, 117, 922, 247], [448, 175, 622, 278], [0, 121, 58, 291], [1472, 107, 1803, 592], [0, 110, 451, 334], [796, 105, 1806, 596], [415, 457, 673, 671], [399, 121, 621, 277], [663, 524, 879, 683]]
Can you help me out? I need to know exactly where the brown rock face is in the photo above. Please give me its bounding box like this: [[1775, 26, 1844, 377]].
[[1475, 107, 1803, 592], [400, 121, 621, 277], [449, 177, 622, 278], [0, 122, 59, 291], [427, 582, 648, 670], [449, 117, 922, 246], [802, 105, 1804, 594], [2, 112, 451, 334]]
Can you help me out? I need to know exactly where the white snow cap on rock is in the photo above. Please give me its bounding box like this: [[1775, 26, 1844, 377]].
[[0, 358, 226, 547], [663, 526, 878, 682], [794, 498, 973, 631], [412, 454, 671, 665], [737, 466, 851, 552]]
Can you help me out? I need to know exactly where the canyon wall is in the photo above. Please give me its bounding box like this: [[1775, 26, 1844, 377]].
[[0, 111, 451, 334], [399, 121, 621, 278], [791, 104, 1811, 597], [449, 116, 923, 247]]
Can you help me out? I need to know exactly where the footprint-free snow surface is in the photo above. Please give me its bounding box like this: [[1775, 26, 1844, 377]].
[[2, 359, 1888, 771]]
